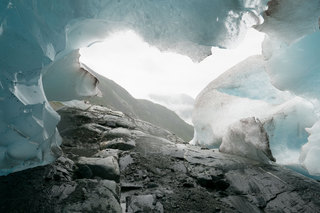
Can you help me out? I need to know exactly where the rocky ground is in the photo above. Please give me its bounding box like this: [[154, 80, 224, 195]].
[[1, 105, 320, 213]]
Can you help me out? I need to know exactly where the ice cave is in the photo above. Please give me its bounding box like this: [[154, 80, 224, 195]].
[[1, 0, 320, 212]]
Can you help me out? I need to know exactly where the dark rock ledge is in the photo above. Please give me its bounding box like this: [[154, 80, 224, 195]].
[[1, 105, 320, 213]]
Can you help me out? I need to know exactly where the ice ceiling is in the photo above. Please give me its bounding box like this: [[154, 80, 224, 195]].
[[0, 0, 320, 176]]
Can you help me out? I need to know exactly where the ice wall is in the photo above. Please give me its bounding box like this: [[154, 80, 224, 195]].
[[42, 50, 100, 101], [191, 56, 317, 164], [0, 0, 269, 175], [192, 0, 320, 175], [266, 32, 320, 99], [257, 0, 320, 45], [261, 0, 320, 174], [299, 121, 320, 175]]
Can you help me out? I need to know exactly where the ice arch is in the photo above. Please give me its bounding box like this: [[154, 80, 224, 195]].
[[0, 0, 319, 176], [0, 0, 269, 175]]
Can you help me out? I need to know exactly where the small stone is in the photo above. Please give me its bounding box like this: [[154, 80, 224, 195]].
[[77, 156, 120, 182]]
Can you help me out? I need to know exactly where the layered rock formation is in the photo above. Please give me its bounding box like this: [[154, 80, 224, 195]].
[[1, 105, 319, 212]]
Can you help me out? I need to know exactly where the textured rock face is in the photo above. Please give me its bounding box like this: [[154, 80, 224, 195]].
[[1, 105, 320, 212], [77, 156, 120, 182], [0, 156, 121, 213]]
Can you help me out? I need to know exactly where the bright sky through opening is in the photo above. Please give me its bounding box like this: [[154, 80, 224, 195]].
[[80, 28, 265, 100]]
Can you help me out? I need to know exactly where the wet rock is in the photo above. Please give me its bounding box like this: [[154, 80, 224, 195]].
[[82, 123, 111, 135], [196, 174, 230, 191], [60, 125, 101, 144], [99, 115, 136, 129], [93, 149, 121, 159], [100, 138, 136, 151], [77, 156, 120, 182], [102, 127, 133, 140]]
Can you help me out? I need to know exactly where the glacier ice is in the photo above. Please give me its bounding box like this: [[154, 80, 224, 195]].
[[266, 31, 320, 99], [300, 121, 320, 176], [192, 0, 320, 175], [259, 0, 320, 174], [257, 0, 320, 45], [191, 56, 317, 164], [42, 50, 100, 101], [0, 71, 62, 174]]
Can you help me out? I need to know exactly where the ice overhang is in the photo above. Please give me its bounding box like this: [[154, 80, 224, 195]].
[[0, 0, 319, 175]]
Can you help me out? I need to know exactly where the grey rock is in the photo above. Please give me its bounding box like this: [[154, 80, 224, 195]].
[[196, 174, 230, 191], [58, 106, 320, 213], [2, 105, 320, 213], [93, 149, 121, 159], [100, 138, 136, 151], [63, 179, 121, 213], [0, 154, 122, 213], [119, 153, 135, 171], [121, 182, 144, 192], [45, 156, 75, 181], [126, 195, 163, 213], [51, 183, 77, 201], [77, 156, 120, 182], [102, 127, 133, 140], [171, 161, 187, 173], [221, 196, 263, 213], [76, 164, 93, 179]]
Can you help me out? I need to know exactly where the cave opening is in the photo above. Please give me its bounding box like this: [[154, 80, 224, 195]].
[[2, 1, 320, 211], [79, 28, 265, 124]]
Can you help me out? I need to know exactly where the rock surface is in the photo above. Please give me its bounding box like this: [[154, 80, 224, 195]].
[[77, 156, 120, 182], [1, 105, 320, 213]]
